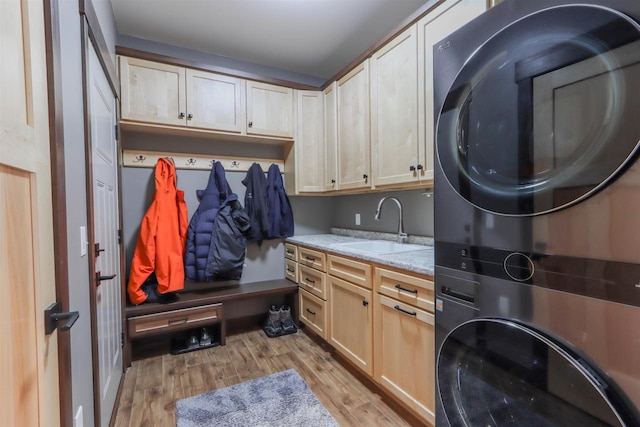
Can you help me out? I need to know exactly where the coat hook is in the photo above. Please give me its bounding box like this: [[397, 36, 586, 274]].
[[231, 160, 240, 168], [134, 155, 147, 163], [186, 158, 197, 166], [209, 159, 216, 167]]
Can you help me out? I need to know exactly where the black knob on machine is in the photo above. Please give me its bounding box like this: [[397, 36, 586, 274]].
[[504, 252, 534, 282]]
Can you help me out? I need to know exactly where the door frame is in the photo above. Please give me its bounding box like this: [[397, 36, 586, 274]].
[[79, 1, 123, 426], [43, 1, 72, 426]]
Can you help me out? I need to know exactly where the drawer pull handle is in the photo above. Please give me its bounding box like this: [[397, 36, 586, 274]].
[[394, 305, 417, 316], [305, 256, 315, 262], [306, 308, 316, 315], [286, 250, 294, 255], [305, 277, 316, 284], [168, 318, 189, 325], [395, 284, 418, 294], [287, 268, 295, 273]]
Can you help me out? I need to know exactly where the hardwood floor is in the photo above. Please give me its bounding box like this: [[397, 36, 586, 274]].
[[113, 327, 417, 426]]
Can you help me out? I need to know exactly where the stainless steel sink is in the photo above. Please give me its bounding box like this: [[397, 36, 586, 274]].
[[330, 240, 426, 254]]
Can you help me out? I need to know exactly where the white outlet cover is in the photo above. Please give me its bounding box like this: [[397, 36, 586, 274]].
[[80, 226, 87, 257], [355, 213, 361, 226], [74, 405, 83, 427]]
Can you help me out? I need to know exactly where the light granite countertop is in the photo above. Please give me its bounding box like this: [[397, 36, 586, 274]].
[[286, 228, 434, 276]]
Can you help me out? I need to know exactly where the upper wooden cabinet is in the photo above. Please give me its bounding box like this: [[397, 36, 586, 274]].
[[370, 25, 421, 187], [185, 69, 245, 133], [337, 60, 371, 191], [119, 56, 294, 139], [120, 57, 186, 127], [417, 0, 487, 182], [294, 90, 324, 192], [323, 82, 338, 192], [246, 81, 294, 138]]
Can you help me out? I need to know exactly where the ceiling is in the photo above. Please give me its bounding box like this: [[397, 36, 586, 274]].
[[110, 0, 430, 81]]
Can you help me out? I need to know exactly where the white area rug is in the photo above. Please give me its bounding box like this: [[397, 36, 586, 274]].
[[176, 369, 339, 427]]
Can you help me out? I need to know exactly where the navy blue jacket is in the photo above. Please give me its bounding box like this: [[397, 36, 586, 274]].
[[242, 163, 270, 245], [184, 162, 249, 281], [266, 164, 294, 239]]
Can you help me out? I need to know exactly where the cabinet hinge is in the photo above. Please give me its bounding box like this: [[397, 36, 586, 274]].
[[121, 331, 125, 348], [117, 229, 123, 245], [115, 124, 120, 141]]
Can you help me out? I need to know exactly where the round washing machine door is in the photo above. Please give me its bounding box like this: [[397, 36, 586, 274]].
[[437, 318, 639, 426], [436, 4, 640, 216]]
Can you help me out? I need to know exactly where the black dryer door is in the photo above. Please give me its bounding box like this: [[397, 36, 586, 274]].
[[437, 318, 639, 426], [436, 4, 640, 216]]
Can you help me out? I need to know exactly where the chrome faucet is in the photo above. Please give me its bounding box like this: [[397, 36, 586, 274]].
[[374, 196, 407, 243]]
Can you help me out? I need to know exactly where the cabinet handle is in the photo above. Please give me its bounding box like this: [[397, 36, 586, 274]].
[[394, 305, 417, 316], [179, 112, 185, 118], [395, 284, 418, 294], [362, 300, 369, 307], [409, 165, 416, 172], [305, 277, 316, 284], [306, 308, 316, 315], [286, 250, 294, 255], [363, 174, 368, 180], [416, 164, 424, 170], [286, 267, 295, 273], [331, 179, 336, 184], [248, 121, 253, 127], [168, 318, 189, 325], [305, 256, 315, 262], [187, 113, 193, 120]]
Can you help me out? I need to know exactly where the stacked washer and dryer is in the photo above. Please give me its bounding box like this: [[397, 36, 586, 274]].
[[433, 0, 640, 425]]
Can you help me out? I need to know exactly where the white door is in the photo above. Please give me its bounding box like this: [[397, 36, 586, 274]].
[[88, 44, 122, 426], [0, 0, 61, 425]]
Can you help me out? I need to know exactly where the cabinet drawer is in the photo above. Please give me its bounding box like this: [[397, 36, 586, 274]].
[[328, 254, 372, 289], [375, 268, 434, 312], [128, 303, 223, 339], [298, 247, 326, 272], [298, 264, 327, 300], [284, 243, 298, 261], [285, 259, 298, 283], [299, 289, 328, 339]]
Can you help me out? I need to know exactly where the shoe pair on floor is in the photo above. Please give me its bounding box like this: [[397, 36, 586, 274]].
[[187, 327, 212, 349], [264, 304, 297, 338]]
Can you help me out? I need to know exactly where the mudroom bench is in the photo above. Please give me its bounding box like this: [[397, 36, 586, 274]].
[[123, 279, 299, 367]]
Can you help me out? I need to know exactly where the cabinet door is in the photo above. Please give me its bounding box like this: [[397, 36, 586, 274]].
[[371, 25, 420, 187], [418, 0, 487, 182], [246, 81, 294, 138], [295, 90, 324, 192], [374, 294, 435, 424], [337, 61, 371, 191], [119, 56, 186, 126], [328, 275, 373, 375], [323, 82, 338, 191], [185, 69, 245, 133]]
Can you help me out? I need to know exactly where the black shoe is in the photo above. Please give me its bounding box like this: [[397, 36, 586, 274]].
[[199, 328, 212, 347], [280, 305, 297, 334], [264, 304, 283, 337]]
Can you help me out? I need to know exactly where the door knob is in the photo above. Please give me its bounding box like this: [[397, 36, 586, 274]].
[[44, 301, 79, 335]]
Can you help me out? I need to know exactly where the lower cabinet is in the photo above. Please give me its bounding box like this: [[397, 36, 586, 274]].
[[374, 293, 435, 424], [328, 275, 373, 375], [299, 289, 328, 339]]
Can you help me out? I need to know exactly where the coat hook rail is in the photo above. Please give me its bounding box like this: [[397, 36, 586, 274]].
[[122, 150, 284, 173]]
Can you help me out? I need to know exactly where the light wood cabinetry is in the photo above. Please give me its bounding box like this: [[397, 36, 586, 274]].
[[417, 0, 487, 183], [323, 82, 338, 191], [119, 56, 294, 139], [370, 25, 422, 187], [246, 81, 294, 138], [337, 61, 371, 191], [185, 69, 245, 133], [373, 267, 436, 425], [120, 57, 186, 126], [287, 245, 329, 339], [328, 254, 373, 375], [294, 90, 324, 192]]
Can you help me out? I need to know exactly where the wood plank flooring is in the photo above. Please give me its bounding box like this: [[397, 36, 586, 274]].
[[113, 328, 416, 426]]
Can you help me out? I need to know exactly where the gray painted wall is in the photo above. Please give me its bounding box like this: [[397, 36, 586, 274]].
[[118, 34, 326, 88], [332, 189, 434, 237]]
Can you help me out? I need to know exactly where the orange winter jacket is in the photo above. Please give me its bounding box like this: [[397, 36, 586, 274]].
[[127, 158, 188, 305]]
